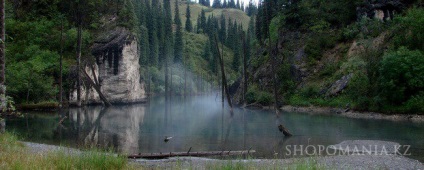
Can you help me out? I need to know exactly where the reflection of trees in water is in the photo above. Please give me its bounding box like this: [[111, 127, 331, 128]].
[[64, 106, 145, 154]]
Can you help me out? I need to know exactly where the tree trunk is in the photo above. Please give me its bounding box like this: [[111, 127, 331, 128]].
[[81, 67, 112, 107], [76, 5, 82, 107], [242, 33, 247, 104], [59, 16, 64, 108], [0, 0, 6, 111], [214, 34, 233, 111], [128, 150, 256, 159]]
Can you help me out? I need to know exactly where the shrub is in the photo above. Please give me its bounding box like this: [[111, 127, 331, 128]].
[[378, 47, 424, 105], [393, 8, 424, 51], [245, 85, 273, 105]]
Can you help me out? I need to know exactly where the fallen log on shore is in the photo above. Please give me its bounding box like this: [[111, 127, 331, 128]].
[[128, 150, 256, 159]]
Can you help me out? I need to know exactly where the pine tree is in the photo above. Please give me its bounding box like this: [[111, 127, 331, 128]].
[[200, 9, 206, 33], [157, 5, 166, 68], [232, 23, 241, 72], [201, 40, 211, 61], [212, 0, 221, 8], [174, 0, 183, 63], [229, 0, 235, 8], [185, 2, 193, 32], [219, 15, 226, 43], [223, 0, 228, 8], [196, 15, 201, 33], [164, 0, 173, 97], [205, 0, 210, 7], [146, 0, 159, 66]]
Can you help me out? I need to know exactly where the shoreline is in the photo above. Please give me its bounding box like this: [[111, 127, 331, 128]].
[[21, 141, 423, 169], [280, 105, 424, 123]]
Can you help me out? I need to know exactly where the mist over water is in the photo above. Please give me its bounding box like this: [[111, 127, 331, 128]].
[[5, 95, 424, 161]]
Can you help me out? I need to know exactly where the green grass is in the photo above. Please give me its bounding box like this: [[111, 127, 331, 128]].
[[0, 132, 135, 170], [171, 0, 250, 31], [287, 94, 352, 108]]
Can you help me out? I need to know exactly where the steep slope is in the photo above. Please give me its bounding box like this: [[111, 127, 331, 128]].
[[171, 0, 250, 30], [234, 0, 424, 114]]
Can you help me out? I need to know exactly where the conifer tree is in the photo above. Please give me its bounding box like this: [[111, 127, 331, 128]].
[[200, 9, 206, 33], [219, 15, 226, 43], [174, 0, 183, 63], [164, 0, 173, 96], [185, 2, 193, 32], [157, 5, 166, 68], [223, 0, 228, 8], [196, 15, 201, 33], [212, 0, 221, 8], [147, 0, 159, 66]]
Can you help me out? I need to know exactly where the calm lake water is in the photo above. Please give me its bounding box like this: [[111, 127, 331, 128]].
[[5, 96, 424, 161]]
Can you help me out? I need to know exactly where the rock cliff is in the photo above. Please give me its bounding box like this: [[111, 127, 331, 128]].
[[70, 28, 146, 105]]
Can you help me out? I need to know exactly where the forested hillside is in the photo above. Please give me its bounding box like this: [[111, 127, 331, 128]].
[[235, 0, 424, 114], [3, 0, 423, 114], [3, 0, 251, 105]]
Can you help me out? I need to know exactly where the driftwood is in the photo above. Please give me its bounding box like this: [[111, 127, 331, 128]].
[[278, 124, 293, 137], [128, 150, 256, 159]]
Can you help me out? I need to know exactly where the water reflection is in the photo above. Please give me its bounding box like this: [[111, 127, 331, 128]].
[[67, 106, 145, 154], [5, 95, 424, 161]]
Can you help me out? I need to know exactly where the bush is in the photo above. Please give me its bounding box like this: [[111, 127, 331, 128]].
[[403, 93, 424, 113], [379, 47, 424, 105], [245, 85, 273, 105], [305, 32, 338, 60], [393, 8, 424, 51], [257, 91, 273, 105]]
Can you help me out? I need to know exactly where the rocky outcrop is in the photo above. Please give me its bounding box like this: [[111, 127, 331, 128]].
[[356, 0, 405, 21], [324, 73, 353, 97], [70, 28, 146, 105]]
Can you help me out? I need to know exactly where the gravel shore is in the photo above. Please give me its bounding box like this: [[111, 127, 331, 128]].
[[23, 141, 423, 169], [281, 105, 424, 122]]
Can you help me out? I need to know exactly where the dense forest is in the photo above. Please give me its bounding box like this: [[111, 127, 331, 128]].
[[1, 0, 423, 114]]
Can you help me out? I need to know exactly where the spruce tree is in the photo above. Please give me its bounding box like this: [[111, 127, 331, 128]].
[[164, 0, 173, 97], [157, 5, 166, 68], [146, 0, 159, 66], [205, 0, 210, 7], [212, 0, 221, 8], [185, 2, 193, 32], [219, 15, 226, 43], [200, 9, 206, 33], [174, 0, 183, 63], [196, 16, 201, 33]]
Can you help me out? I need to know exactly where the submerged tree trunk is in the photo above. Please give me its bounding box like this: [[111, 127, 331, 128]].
[[214, 34, 233, 111], [0, 0, 5, 111], [59, 16, 64, 108], [81, 66, 112, 107], [242, 33, 247, 104], [76, 5, 82, 107]]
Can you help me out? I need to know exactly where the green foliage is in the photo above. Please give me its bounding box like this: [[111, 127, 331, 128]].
[[269, 15, 285, 43], [305, 31, 338, 61], [393, 8, 424, 51], [357, 17, 388, 39], [185, 3, 193, 32], [403, 92, 424, 113], [378, 47, 424, 105], [245, 85, 273, 105]]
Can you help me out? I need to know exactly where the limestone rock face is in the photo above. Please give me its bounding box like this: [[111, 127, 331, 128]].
[[70, 28, 146, 104]]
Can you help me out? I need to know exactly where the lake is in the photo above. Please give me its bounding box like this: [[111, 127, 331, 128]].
[[5, 95, 424, 161]]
